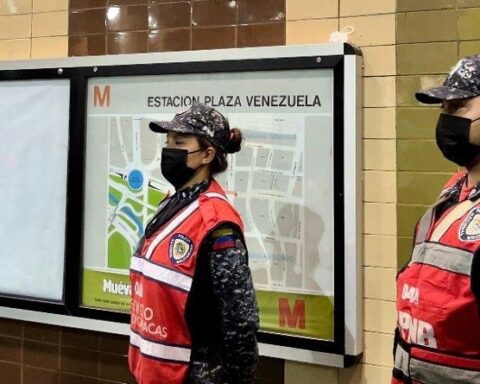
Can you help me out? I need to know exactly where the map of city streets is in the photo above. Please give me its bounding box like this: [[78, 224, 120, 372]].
[[82, 70, 336, 340]]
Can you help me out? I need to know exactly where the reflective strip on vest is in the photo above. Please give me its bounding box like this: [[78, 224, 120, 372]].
[[410, 242, 473, 276], [145, 200, 201, 259], [130, 331, 191, 364], [394, 341, 410, 378], [429, 199, 476, 241], [144, 192, 230, 260], [204, 192, 230, 202], [130, 256, 193, 292], [410, 357, 480, 384], [415, 206, 436, 244]]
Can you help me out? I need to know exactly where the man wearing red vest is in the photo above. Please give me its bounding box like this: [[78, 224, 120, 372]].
[[129, 103, 259, 383], [393, 55, 480, 383]]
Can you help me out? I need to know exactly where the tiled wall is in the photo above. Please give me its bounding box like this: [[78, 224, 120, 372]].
[[68, 0, 285, 56], [3, 1, 480, 384], [0, 0, 68, 60], [286, 0, 396, 383], [395, 1, 480, 267], [0, 2, 287, 384], [0, 317, 135, 384]]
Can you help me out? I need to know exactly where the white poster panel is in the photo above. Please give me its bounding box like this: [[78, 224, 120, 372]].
[[83, 70, 335, 339], [0, 79, 70, 301]]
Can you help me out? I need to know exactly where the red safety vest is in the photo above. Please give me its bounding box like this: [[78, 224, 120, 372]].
[[128, 180, 243, 384], [393, 172, 480, 384]]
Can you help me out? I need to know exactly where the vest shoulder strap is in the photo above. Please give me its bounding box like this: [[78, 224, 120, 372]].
[[199, 192, 243, 231], [429, 199, 478, 242]]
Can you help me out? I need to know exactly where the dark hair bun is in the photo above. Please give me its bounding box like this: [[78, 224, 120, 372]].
[[225, 128, 242, 154]]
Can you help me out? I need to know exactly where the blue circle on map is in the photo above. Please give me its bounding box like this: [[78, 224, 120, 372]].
[[128, 170, 144, 191]]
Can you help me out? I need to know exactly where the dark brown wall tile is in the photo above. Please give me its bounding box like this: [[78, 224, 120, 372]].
[[70, 0, 107, 10], [193, 0, 237, 27], [69, 35, 106, 56], [107, 5, 149, 32], [107, 31, 148, 54], [237, 22, 285, 47], [192, 26, 236, 50], [238, 0, 285, 24], [0, 318, 22, 338], [62, 329, 100, 351], [148, 29, 191, 51], [149, 0, 187, 3], [59, 373, 97, 384], [24, 323, 60, 344], [0, 336, 21, 363], [61, 346, 99, 377], [256, 357, 284, 382], [69, 9, 107, 35], [109, 0, 147, 5], [98, 353, 135, 383], [148, 2, 191, 30], [99, 333, 129, 354], [23, 367, 59, 384], [24, 340, 59, 370], [0, 361, 21, 384]]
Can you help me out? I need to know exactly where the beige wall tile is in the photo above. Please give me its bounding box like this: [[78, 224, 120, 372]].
[[31, 36, 67, 59], [364, 203, 396, 236], [363, 332, 394, 366], [0, 14, 31, 39], [397, 10, 457, 44], [286, 0, 338, 20], [397, 75, 446, 107], [286, 19, 338, 45], [285, 361, 339, 384], [364, 139, 396, 171], [364, 108, 396, 139], [364, 299, 396, 334], [340, 363, 393, 384], [0, 0, 31, 15], [364, 235, 397, 268], [340, 14, 395, 47], [364, 77, 396, 107], [0, 38, 30, 60], [364, 266, 396, 301], [340, 0, 395, 17], [362, 45, 396, 77], [32, 11, 68, 37], [33, 0, 68, 12], [364, 171, 396, 203], [460, 40, 480, 57], [397, 42, 457, 75]]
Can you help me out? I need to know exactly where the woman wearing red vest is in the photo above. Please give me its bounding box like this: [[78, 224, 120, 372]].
[[129, 102, 259, 384], [393, 55, 480, 383]]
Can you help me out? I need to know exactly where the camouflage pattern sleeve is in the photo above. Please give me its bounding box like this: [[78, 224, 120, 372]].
[[208, 224, 260, 384]]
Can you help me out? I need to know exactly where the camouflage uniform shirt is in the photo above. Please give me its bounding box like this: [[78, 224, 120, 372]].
[[144, 180, 259, 384]]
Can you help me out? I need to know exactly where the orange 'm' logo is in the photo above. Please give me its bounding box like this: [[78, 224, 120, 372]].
[[93, 85, 111, 107]]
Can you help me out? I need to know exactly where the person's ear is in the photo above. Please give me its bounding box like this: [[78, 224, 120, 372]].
[[201, 147, 216, 165]]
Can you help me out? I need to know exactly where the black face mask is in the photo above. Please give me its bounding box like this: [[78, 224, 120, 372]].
[[161, 148, 203, 190], [436, 113, 480, 167]]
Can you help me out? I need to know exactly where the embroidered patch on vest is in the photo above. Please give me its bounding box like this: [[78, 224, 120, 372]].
[[169, 234, 194, 264], [459, 207, 480, 241]]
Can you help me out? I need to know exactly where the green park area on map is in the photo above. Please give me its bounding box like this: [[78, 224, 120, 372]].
[[107, 174, 164, 269]]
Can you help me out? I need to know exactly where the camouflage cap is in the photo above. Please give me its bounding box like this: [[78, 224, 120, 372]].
[[415, 55, 480, 104], [149, 102, 230, 151]]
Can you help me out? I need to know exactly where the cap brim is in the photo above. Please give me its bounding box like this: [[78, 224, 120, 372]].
[[415, 86, 477, 104], [149, 121, 193, 134]]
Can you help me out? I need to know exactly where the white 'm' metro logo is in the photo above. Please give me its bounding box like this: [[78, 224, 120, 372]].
[[401, 283, 419, 304]]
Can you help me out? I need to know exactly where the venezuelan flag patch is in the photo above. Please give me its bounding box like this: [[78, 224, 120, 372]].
[[212, 227, 237, 250]]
